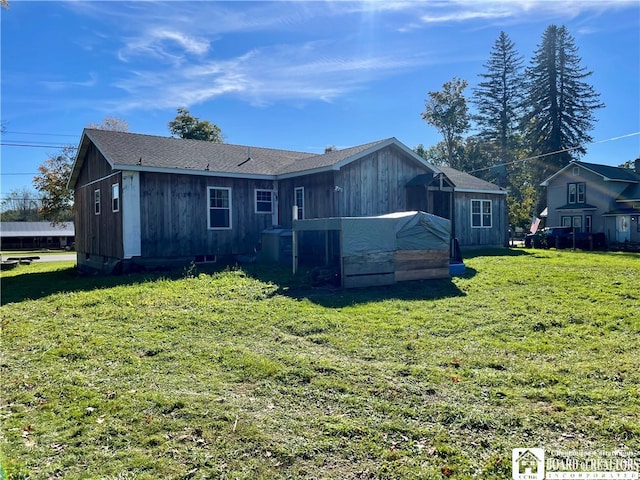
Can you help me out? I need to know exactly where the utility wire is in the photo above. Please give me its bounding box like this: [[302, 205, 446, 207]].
[[3, 131, 79, 137], [1, 143, 77, 148], [466, 131, 640, 174]]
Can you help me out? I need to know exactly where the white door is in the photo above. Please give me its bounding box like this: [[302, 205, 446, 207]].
[[616, 215, 630, 243]]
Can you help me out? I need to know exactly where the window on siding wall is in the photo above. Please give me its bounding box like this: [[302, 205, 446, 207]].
[[471, 199, 492, 228], [255, 189, 274, 214], [94, 189, 101, 215], [112, 183, 120, 212], [561, 215, 582, 232], [294, 187, 304, 220], [568, 182, 585, 204], [208, 187, 231, 229]]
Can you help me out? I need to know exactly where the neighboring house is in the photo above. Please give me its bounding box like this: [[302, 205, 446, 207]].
[[68, 129, 507, 272], [0, 221, 75, 250], [541, 159, 640, 246]]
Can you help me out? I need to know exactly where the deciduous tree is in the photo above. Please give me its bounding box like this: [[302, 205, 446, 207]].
[[33, 146, 75, 223], [86, 116, 129, 132], [421, 78, 470, 170], [0, 188, 43, 221], [168, 107, 224, 142]]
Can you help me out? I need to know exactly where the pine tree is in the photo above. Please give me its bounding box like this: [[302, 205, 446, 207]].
[[472, 31, 525, 164], [523, 25, 603, 185]]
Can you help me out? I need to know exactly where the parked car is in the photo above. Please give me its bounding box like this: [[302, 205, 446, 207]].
[[525, 227, 606, 250]]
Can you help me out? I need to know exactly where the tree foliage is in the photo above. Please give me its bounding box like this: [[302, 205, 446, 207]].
[[31, 117, 131, 223], [473, 31, 525, 164], [0, 188, 44, 221], [33, 146, 75, 223], [86, 116, 129, 132], [421, 77, 470, 170], [523, 25, 604, 185], [168, 108, 224, 142]]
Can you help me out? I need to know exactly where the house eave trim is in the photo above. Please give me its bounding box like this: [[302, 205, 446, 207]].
[[454, 188, 508, 195], [112, 164, 276, 180]]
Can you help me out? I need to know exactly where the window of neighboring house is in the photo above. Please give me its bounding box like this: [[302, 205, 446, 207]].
[[208, 187, 231, 229], [568, 182, 585, 204], [255, 189, 274, 214], [294, 187, 304, 220], [112, 183, 120, 212], [94, 189, 101, 215], [471, 199, 492, 228], [562, 215, 582, 232], [585, 215, 592, 233]]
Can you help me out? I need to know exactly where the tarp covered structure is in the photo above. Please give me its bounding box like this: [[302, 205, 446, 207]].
[[339, 211, 450, 256], [293, 211, 451, 288]]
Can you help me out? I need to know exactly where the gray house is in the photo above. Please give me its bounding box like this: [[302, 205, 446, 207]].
[[68, 129, 507, 272], [541, 159, 640, 246]]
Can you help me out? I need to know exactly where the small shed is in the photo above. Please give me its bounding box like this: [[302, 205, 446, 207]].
[[293, 211, 451, 288]]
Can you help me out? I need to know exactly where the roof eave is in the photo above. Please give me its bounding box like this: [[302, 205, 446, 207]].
[[113, 164, 276, 181], [454, 188, 508, 195]]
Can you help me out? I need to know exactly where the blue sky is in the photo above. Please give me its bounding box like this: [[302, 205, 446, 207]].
[[1, 0, 639, 197]]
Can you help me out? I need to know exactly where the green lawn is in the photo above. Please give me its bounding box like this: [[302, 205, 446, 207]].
[[1, 250, 639, 479]]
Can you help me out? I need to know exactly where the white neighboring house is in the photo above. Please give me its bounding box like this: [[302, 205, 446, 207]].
[[541, 159, 640, 246]]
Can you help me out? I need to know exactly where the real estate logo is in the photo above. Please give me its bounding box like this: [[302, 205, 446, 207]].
[[512, 448, 545, 480]]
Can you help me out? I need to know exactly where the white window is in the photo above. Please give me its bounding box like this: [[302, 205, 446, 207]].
[[112, 183, 120, 212], [471, 199, 492, 228], [94, 189, 101, 215], [208, 187, 231, 229], [568, 182, 585, 204], [255, 189, 274, 214], [294, 187, 304, 220]]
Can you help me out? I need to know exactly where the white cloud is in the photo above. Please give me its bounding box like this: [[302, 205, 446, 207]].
[[40, 73, 98, 91], [118, 28, 209, 64]]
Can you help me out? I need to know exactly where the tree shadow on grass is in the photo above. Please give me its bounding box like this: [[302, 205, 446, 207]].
[[0, 265, 185, 305], [3, 260, 470, 308], [244, 263, 469, 308], [461, 247, 534, 259]]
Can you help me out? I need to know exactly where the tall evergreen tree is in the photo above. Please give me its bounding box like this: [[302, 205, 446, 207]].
[[473, 31, 525, 164], [523, 25, 603, 191]]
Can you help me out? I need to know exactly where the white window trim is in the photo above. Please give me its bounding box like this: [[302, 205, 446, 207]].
[[207, 187, 232, 230], [471, 199, 492, 228], [94, 189, 101, 216], [294, 187, 305, 220], [112, 183, 120, 213], [254, 189, 274, 214]]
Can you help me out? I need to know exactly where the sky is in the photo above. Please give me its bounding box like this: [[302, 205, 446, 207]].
[[1, 0, 639, 199]]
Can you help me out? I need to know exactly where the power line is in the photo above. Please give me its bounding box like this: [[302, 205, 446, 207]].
[[4, 131, 79, 137], [1, 143, 78, 149], [466, 131, 640, 174]]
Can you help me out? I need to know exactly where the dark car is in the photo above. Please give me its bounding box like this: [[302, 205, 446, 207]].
[[525, 226, 606, 250]]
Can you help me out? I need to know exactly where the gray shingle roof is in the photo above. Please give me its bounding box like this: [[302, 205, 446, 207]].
[[275, 139, 391, 175], [85, 129, 316, 176], [618, 183, 640, 202], [574, 161, 640, 182], [437, 166, 506, 192], [0, 222, 75, 237]]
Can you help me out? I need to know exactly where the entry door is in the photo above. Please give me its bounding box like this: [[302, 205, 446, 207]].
[[616, 215, 630, 243]]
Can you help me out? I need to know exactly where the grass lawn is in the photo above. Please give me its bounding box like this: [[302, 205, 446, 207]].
[[1, 249, 639, 479]]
